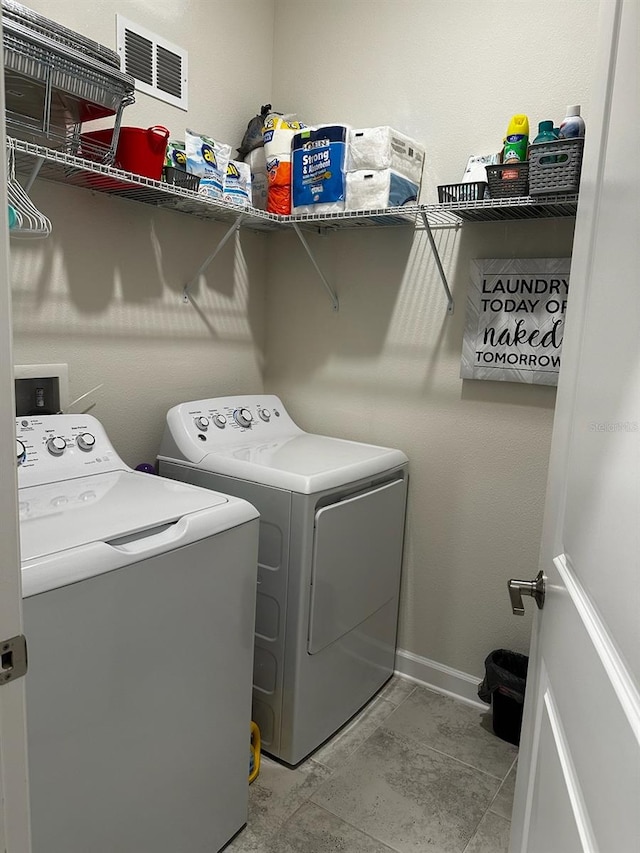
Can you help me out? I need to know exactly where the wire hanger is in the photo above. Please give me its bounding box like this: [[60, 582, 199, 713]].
[[6, 139, 51, 239]]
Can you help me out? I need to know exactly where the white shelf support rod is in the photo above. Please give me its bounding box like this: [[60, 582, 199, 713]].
[[182, 213, 244, 303], [292, 222, 339, 312], [21, 155, 45, 193], [419, 209, 454, 314]]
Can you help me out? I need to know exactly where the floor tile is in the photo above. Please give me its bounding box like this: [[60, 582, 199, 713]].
[[265, 801, 398, 852], [463, 811, 511, 853], [490, 759, 518, 820], [224, 756, 333, 852], [312, 696, 397, 770], [376, 675, 417, 706], [310, 727, 501, 853], [382, 687, 517, 778]]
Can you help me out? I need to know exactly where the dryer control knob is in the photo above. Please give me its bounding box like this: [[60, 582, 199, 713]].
[[76, 432, 96, 452], [46, 436, 67, 457], [195, 416, 209, 432], [16, 439, 26, 466], [258, 409, 271, 422], [234, 408, 253, 429], [213, 414, 227, 429]]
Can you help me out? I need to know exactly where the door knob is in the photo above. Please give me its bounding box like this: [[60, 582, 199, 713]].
[[508, 570, 545, 615]]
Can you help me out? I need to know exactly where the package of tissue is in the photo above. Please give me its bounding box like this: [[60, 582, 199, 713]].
[[262, 113, 307, 215], [291, 125, 348, 215], [461, 152, 500, 183], [347, 127, 425, 185], [345, 169, 420, 211], [186, 129, 232, 199], [246, 147, 268, 210], [223, 159, 252, 206]]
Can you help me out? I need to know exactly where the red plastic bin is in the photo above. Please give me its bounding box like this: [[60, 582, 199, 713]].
[[81, 125, 170, 180]]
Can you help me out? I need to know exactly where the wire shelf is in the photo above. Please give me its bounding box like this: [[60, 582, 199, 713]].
[[436, 195, 579, 223], [10, 138, 280, 231], [9, 138, 579, 234]]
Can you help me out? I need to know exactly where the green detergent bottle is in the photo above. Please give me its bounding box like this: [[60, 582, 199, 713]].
[[532, 120, 558, 144]]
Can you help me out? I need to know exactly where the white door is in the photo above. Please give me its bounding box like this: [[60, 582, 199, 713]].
[[510, 1, 640, 851], [0, 18, 32, 853]]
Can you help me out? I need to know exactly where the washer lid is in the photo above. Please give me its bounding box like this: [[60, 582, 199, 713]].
[[197, 433, 408, 493], [19, 469, 235, 563]]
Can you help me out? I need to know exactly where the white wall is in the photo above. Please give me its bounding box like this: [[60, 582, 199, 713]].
[[10, 0, 601, 685], [267, 0, 600, 679], [10, 0, 276, 465]]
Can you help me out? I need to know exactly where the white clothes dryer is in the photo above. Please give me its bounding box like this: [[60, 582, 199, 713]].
[[16, 414, 259, 853], [157, 395, 408, 766]]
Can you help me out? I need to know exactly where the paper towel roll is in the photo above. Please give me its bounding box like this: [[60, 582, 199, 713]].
[[262, 113, 307, 214], [291, 124, 348, 215]]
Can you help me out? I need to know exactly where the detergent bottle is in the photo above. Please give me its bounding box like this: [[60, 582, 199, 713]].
[[532, 120, 558, 145]]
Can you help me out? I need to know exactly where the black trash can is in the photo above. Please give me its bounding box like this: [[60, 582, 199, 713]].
[[478, 649, 528, 746]]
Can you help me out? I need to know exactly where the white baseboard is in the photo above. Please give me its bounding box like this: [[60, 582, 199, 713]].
[[394, 648, 488, 711]]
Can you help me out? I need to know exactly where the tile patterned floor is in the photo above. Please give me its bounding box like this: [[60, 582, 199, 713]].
[[226, 678, 518, 853]]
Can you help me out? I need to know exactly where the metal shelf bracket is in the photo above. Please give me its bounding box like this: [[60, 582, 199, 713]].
[[182, 213, 245, 303], [292, 222, 339, 312], [419, 209, 454, 314]]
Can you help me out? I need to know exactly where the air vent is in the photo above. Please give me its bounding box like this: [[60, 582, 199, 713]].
[[116, 16, 188, 110]]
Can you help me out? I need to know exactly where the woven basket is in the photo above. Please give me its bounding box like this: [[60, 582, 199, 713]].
[[486, 162, 529, 198], [529, 138, 584, 196]]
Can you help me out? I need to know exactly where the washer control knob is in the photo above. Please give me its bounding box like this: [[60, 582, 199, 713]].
[[16, 439, 26, 466], [195, 416, 209, 432], [258, 409, 271, 422], [46, 436, 67, 457], [76, 432, 96, 452], [233, 408, 253, 429], [213, 414, 227, 429]]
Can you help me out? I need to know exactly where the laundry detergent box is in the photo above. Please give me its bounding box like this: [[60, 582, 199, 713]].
[[345, 169, 420, 211], [223, 159, 252, 207], [347, 126, 425, 186], [186, 129, 232, 199], [292, 125, 348, 215]]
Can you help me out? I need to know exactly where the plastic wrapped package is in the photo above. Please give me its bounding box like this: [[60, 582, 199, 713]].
[[262, 113, 306, 215], [223, 159, 252, 207], [291, 125, 348, 215], [347, 126, 425, 185], [345, 169, 420, 210], [246, 147, 268, 210], [186, 129, 232, 199]]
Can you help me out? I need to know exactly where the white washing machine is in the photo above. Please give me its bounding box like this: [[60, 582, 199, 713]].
[[157, 395, 408, 766], [16, 414, 259, 853]]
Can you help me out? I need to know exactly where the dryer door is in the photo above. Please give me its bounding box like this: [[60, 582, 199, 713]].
[[307, 478, 406, 655]]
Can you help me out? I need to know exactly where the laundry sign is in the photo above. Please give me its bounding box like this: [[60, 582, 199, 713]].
[[461, 258, 571, 386]]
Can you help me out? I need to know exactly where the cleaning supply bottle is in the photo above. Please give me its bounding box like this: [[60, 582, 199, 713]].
[[532, 120, 557, 145], [559, 105, 586, 139], [502, 114, 529, 181]]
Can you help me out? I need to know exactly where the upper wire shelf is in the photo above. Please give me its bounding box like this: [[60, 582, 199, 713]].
[[9, 137, 579, 233]]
